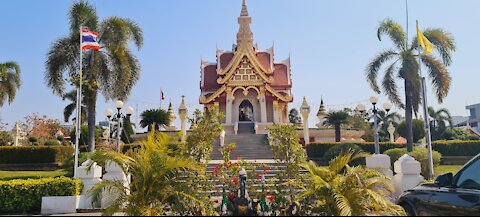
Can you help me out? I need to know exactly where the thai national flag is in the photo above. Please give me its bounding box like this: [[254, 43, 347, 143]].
[[81, 29, 101, 50]]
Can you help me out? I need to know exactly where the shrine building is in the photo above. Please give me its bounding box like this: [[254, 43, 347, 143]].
[[199, 0, 293, 134]]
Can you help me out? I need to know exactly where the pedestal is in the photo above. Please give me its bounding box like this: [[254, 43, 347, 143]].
[[76, 159, 102, 209], [101, 161, 130, 209], [393, 154, 424, 196], [366, 154, 393, 178]]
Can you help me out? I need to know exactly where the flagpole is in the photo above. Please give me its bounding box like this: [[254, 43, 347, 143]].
[[416, 21, 435, 179], [74, 27, 83, 179]]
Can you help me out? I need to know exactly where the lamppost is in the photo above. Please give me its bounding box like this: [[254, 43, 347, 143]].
[[178, 96, 188, 143], [105, 100, 134, 152], [300, 97, 311, 145], [357, 96, 392, 154]]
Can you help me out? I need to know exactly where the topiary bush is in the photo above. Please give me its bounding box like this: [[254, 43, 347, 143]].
[[385, 147, 442, 177], [43, 139, 60, 146], [306, 142, 405, 159], [0, 146, 73, 164], [323, 143, 364, 166], [432, 140, 480, 156], [0, 177, 82, 213]]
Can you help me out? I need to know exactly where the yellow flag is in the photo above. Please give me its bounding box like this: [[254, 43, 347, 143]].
[[416, 20, 433, 54]]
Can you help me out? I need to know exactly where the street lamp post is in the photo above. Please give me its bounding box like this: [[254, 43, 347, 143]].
[[105, 100, 134, 152], [357, 96, 392, 154]]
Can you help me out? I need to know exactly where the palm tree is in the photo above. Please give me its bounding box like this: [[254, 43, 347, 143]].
[[139, 109, 169, 132], [301, 150, 405, 216], [87, 131, 209, 216], [0, 61, 21, 107], [369, 110, 402, 142], [45, 1, 143, 152], [366, 19, 455, 151], [324, 111, 350, 142], [428, 107, 453, 140], [62, 90, 87, 124]]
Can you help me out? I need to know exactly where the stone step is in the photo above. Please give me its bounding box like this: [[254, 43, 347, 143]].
[[211, 134, 274, 160]]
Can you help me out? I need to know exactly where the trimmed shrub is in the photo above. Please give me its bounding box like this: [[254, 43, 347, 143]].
[[0, 146, 73, 164], [306, 142, 405, 159], [384, 147, 442, 177], [432, 140, 480, 156], [43, 139, 60, 146], [0, 177, 82, 213], [323, 143, 364, 166]]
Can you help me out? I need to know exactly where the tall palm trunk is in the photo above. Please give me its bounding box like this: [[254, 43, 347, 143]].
[[404, 80, 414, 152], [335, 123, 341, 142], [86, 90, 97, 152]]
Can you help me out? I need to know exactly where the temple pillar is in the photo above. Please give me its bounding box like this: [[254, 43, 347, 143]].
[[259, 89, 267, 123], [273, 100, 279, 123], [226, 88, 234, 124]]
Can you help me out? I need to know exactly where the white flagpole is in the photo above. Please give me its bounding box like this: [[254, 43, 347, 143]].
[[74, 27, 83, 178]]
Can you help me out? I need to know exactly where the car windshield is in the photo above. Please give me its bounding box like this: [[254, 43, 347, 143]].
[[456, 158, 480, 190]]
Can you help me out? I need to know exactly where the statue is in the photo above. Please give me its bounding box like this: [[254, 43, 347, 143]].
[[220, 129, 226, 147], [233, 168, 254, 216], [388, 122, 395, 143]]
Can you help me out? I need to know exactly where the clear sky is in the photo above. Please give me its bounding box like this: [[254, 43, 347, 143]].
[[1, 0, 479, 130]]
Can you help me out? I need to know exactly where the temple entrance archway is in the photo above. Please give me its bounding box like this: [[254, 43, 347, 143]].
[[239, 100, 254, 122]]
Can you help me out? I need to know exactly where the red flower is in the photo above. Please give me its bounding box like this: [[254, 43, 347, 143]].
[[212, 169, 218, 175], [228, 193, 235, 199], [235, 155, 241, 159], [256, 174, 262, 179], [267, 195, 275, 201], [233, 177, 239, 185], [235, 163, 240, 167], [263, 169, 269, 174], [214, 199, 219, 203]]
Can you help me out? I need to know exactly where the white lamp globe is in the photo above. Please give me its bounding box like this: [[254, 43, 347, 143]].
[[126, 106, 134, 116], [356, 104, 366, 113], [383, 103, 392, 112], [370, 96, 378, 105], [115, 100, 124, 109], [105, 109, 113, 118]]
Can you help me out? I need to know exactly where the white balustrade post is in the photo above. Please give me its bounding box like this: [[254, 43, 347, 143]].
[[366, 154, 393, 178], [393, 154, 424, 196], [101, 161, 131, 209], [76, 159, 103, 209]]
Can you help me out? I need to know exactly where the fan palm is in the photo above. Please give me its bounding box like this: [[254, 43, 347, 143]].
[[366, 19, 455, 151], [428, 107, 453, 140], [62, 90, 87, 124], [301, 150, 406, 216], [86, 131, 210, 216], [45, 1, 143, 151], [324, 111, 350, 142], [139, 109, 170, 132], [0, 61, 21, 107]]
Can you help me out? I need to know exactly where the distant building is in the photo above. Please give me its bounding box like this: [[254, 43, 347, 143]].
[[456, 103, 480, 134]]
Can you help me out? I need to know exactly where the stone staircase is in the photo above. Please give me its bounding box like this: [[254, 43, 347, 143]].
[[210, 134, 273, 160], [237, 122, 255, 134]]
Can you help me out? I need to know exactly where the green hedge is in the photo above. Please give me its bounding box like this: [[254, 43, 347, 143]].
[[306, 140, 480, 159], [0, 177, 82, 213], [306, 142, 405, 159], [0, 146, 74, 164], [432, 140, 480, 156]]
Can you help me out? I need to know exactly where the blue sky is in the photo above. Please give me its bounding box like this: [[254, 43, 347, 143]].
[[1, 0, 479, 130]]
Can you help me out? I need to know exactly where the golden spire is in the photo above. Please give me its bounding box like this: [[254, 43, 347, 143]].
[[237, 0, 253, 46], [317, 97, 327, 118]]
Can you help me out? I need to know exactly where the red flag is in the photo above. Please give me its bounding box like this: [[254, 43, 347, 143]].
[[161, 89, 165, 100]]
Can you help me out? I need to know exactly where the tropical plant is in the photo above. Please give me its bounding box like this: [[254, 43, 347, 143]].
[[45, 1, 143, 152], [121, 116, 134, 144], [288, 108, 302, 125], [397, 119, 425, 143], [0, 61, 21, 107], [301, 150, 406, 216], [366, 19, 455, 152], [139, 109, 169, 132], [428, 107, 453, 140], [324, 111, 350, 142], [62, 90, 87, 124], [268, 123, 307, 205], [86, 131, 211, 216], [184, 108, 224, 162]]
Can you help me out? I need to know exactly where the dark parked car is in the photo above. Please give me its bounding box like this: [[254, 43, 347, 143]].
[[397, 154, 480, 216]]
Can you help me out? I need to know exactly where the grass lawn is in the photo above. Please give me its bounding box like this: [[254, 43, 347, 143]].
[[0, 169, 68, 181], [435, 165, 462, 176]]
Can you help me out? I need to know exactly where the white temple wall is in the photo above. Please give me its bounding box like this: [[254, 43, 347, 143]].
[[232, 89, 261, 123]]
